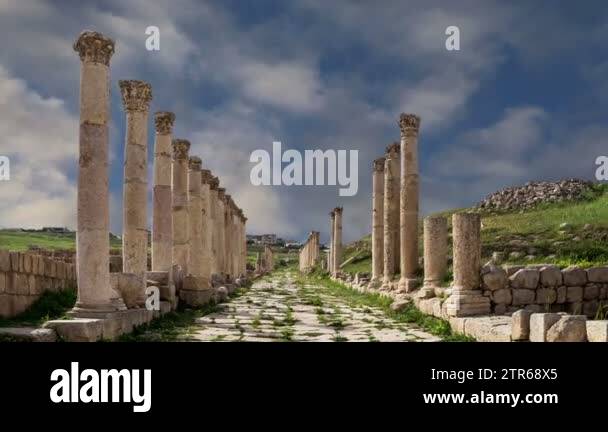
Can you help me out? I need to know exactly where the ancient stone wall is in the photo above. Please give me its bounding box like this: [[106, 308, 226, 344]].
[[0, 250, 76, 318]]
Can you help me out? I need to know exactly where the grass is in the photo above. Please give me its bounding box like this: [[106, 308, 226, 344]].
[[0, 229, 121, 252], [0, 288, 76, 328], [297, 272, 473, 342]]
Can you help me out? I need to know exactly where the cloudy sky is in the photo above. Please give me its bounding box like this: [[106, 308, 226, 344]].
[[0, 0, 607, 246]]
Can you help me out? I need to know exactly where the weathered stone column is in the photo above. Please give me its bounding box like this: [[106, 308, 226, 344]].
[[382, 144, 399, 289], [332, 207, 343, 276], [398, 113, 421, 293], [71, 31, 125, 316], [119, 80, 152, 284], [217, 188, 226, 276], [224, 194, 233, 278], [172, 139, 190, 274], [208, 176, 219, 275], [241, 214, 248, 277], [181, 157, 212, 305], [200, 169, 212, 284], [445, 213, 490, 317], [328, 210, 335, 274], [152, 111, 175, 273], [371, 157, 385, 285], [422, 216, 447, 289]]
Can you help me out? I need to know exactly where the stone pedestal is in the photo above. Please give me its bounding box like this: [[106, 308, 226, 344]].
[[371, 157, 385, 285], [445, 213, 490, 317], [172, 139, 190, 276], [382, 144, 399, 289], [71, 31, 125, 317], [398, 114, 420, 293]]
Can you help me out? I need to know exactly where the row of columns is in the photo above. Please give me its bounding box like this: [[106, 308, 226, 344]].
[[299, 231, 320, 272], [256, 245, 274, 274], [71, 30, 248, 317]]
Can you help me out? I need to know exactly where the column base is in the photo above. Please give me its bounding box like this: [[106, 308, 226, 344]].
[[179, 288, 214, 307], [183, 275, 211, 291], [444, 290, 491, 317], [380, 277, 395, 291], [69, 297, 127, 319], [396, 277, 419, 293]]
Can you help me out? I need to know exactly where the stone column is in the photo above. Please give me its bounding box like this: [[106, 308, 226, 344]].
[[181, 157, 212, 306], [445, 213, 490, 317], [224, 194, 233, 278], [241, 214, 248, 277], [172, 139, 190, 275], [208, 176, 219, 275], [152, 112, 175, 273], [217, 188, 226, 277], [328, 210, 335, 274], [200, 169, 212, 284], [119, 80, 152, 285], [71, 31, 125, 316], [382, 144, 399, 289], [421, 216, 447, 294], [371, 157, 385, 285], [398, 113, 421, 293], [332, 207, 343, 276]]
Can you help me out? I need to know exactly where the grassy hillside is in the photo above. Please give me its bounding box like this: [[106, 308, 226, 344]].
[[0, 229, 121, 252], [341, 183, 608, 276]]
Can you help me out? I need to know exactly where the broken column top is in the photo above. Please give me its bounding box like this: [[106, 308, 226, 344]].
[[154, 111, 176, 134], [373, 157, 385, 171], [209, 176, 219, 190], [385, 142, 400, 156], [399, 113, 421, 135], [330, 210, 335, 217], [73, 30, 115, 65], [217, 188, 226, 199], [119, 80, 153, 112], [172, 139, 190, 160], [334, 206, 343, 214], [188, 156, 202, 171]]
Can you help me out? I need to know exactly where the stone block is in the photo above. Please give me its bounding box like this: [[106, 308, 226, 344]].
[[444, 291, 491, 317], [110, 272, 145, 309], [0, 250, 10, 272], [586, 320, 608, 342], [539, 265, 562, 287], [491, 288, 512, 305], [22, 254, 32, 274], [546, 315, 587, 342], [28, 274, 40, 295], [213, 286, 228, 303], [464, 316, 512, 342], [562, 266, 587, 286], [0, 327, 57, 342], [509, 268, 539, 290], [587, 267, 608, 283], [15, 273, 29, 295], [10, 252, 20, 272], [536, 288, 557, 304], [44, 318, 104, 342], [448, 317, 467, 334], [146, 270, 169, 286], [180, 288, 214, 307], [566, 286, 583, 303], [505, 265, 524, 277], [556, 286, 567, 304], [511, 309, 532, 341], [529, 313, 561, 342], [584, 284, 599, 300], [512, 289, 535, 306], [0, 273, 5, 295], [183, 275, 211, 291], [582, 300, 599, 318], [482, 265, 508, 291]]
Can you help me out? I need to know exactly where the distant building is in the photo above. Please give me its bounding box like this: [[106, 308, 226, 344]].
[[246, 233, 282, 246], [41, 227, 72, 234]]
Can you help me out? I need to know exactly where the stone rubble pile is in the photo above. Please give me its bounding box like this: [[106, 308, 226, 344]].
[[476, 178, 593, 212]]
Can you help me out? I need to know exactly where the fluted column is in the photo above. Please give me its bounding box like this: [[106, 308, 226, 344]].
[[172, 139, 190, 274], [423, 216, 447, 288], [371, 157, 385, 285], [119, 80, 152, 284], [224, 194, 233, 278], [217, 188, 226, 276], [152, 112, 175, 273], [71, 31, 125, 316], [332, 207, 343, 276], [398, 113, 421, 293], [445, 213, 490, 317], [241, 214, 248, 276], [382, 144, 399, 289]]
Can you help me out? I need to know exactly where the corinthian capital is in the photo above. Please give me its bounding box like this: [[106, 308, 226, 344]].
[[188, 156, 202, 171], [209, 176, 219, 190], [398, 113, 421, 137], [373, 157, 385, 172], [385, 142, 400, 158], [172, 139, 190, 160], [154, 111, 175, 134], [73, 30, 115, 65], [201, 169, 212, 184], [119, 80, 152, 112], [217, 188, 226, 199], [334, 206, 343, 215]]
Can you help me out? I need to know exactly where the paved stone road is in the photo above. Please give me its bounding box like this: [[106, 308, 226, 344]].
[[192, 271, 441, 342]]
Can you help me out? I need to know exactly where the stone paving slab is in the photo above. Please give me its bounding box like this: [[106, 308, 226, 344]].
[[190, 272, 440, 342]]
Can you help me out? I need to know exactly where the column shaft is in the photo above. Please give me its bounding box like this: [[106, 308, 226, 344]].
[[423, 216, 447, 287], [172, 139, 190, 274], [371, 157, 385, 283]]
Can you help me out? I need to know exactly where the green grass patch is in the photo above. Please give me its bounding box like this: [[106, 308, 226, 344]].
[[0, 288, 76, 328]]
